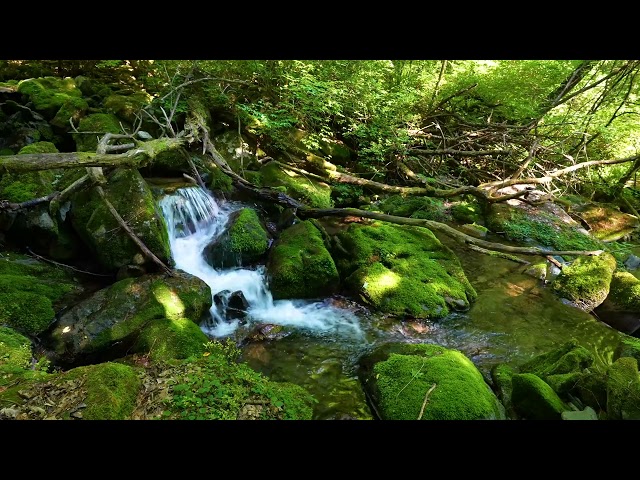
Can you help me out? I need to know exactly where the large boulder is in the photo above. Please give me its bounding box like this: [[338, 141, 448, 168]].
[[360, 343, 505, 420], [204, 208, 270, 269], [41, 271, 212, 366], [265, 220, 339, 300], [551, 253, 617, 312], [258, 162, 333, 209], [333, 221, 476, 319], [69, 167, 172, 272], [16, 77, 87, 129]]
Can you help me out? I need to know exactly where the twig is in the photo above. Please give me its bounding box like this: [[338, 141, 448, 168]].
[[417, 383, 437, 420], [25, 247, 113, 277]]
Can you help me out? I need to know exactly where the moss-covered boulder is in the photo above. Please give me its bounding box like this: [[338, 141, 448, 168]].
[[212, 130, 262, 173], [41, 271, 212, 366], [450, 199, 484, 224], [132, 316, 210, 362], [69, 167, 172, 272], [0, 326, 32, 371], [491, 363, 516, 418], [606, 357, 640, 420], [551, 253, 617, 312], [104, 91, 151, 124], [511, 373, 568, 420], [486, 201, 604, 252], [0, 253, 83, 336], [518, 339, 595, 378], [204, 208, 270, 268], [333, 222, 476, 319], [266, 220, 339, 300], [570, 201, 640, 242], [17, 77, 87, 128], [259, 162, 333, 209], [72, 113, 124, 152], [608, 271, 640, 311], [361, 343, 505, 420], [376, 194, 450, 222]]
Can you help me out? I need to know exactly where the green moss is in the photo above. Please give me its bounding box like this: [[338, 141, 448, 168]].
[[574, 370, 608, 412], [491, 363, 515, 417], [134, 317, 209, 362], [606, 357, 640, 420], [519, 339, 594, 378], [162, 340, 315, 420], [73, 113, 123, 152], [609, 271, 640, 310], [230, 209, 268, 253], [450, 199, 484, 224], [259, 162, 333, 208], [18, 141, 58, 155], [511, 373, 567, 420], [70, 168, 171, 270], [0, 291, 54, 336], [336, 222, 476, 319], [486, 204, 604, 251], [376, 194, 450, 222], [69, 362, 141, 420], [208, 164, 234, 194], [0, 274, 74, 302], [0, 326, 32, 369], [266, 220, 339, 299], [371, 345, 505, 420], [614, 334, 640, 364], [51, 96, 89, 128], [17, 77, 83, 119], [104, 92, 151, 123], [552, 253, 617, 310], [545, 372, 583, 396]]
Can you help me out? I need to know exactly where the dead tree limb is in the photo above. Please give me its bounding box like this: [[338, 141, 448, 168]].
[[0, 138, 184, 173], [298, 207, 604, 258]]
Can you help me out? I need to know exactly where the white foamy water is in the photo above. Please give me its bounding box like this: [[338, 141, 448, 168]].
[[158, 186, 363, 339]]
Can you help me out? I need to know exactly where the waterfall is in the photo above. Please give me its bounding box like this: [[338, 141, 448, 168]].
[[158, 186, 362, 338]]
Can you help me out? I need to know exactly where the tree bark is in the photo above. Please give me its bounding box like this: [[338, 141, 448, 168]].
[[0, 138, 184, 173]]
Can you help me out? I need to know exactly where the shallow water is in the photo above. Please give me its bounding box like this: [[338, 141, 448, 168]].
[[158, 187, 624, 420]]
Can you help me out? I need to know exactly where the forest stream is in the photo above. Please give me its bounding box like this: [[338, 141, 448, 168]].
[[158, 185, 624, 420]]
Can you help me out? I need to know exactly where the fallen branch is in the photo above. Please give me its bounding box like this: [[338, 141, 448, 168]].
[[25, 247, 113, 277], [467, 244, 530, 265], [417, 383, 437, 420]]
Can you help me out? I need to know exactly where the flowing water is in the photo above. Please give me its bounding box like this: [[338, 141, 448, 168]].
[[158, 186, 625, 420]]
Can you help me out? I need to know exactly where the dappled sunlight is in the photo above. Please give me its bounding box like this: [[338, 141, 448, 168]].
[[152, 283, 185, 321], [365, 269, 400, 295]]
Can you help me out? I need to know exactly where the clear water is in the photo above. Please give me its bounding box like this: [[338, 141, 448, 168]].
[[158, 186, 625, 420]]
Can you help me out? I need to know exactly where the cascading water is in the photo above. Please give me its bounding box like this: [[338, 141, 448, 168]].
[[158, 186, 363, 339]]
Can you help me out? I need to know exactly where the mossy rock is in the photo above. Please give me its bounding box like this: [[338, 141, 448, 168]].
[[551, 253, 617, 312], [376, 194, 450, 222], [133, 316, 210, 362], [608, 271, 640, 311], [104, 91, 152, 124], [518, 339, 594, 378], [486, 202, 604, 252], [606, 357, 640, 420], [450, 199, 485, 224], [51, 95, 89, 129], [490, 363, 516, 418], [363, 344, 505, 420], [0, 326, 32, 370], [204, 208, 270, 269], [69, 167, 171, 271], [206, 163, 234, 195], [41, 271, 212, 366], [335, 222, 476, 319], [573, 370, 608, 412], [16, 77, 84, 120], [0, 253, 81, 336], [73, 113, 125, 152], [511, 373, 568, 420], [266, 220, 339, 300], [211, 130, 261, 173], [259, 162, 333, 209], [571, 202, 639, 242]]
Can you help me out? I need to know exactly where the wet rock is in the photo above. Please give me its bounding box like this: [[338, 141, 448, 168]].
[[213, 290, 250, 320], [624, 254, 640, 270]]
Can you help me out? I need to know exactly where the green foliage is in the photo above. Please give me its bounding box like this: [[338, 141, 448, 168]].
[[162, 339, 316, 420]]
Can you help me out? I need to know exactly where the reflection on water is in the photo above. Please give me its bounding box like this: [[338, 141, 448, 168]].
[[242, 235, 624, 419]]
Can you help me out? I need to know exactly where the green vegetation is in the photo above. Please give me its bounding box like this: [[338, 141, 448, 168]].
[[161, 340, 316, 420], [369, 344, 505, 420], [335, 222, 476, 318], [552, 253, 617, 310], [266, 220, 339, 299]]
